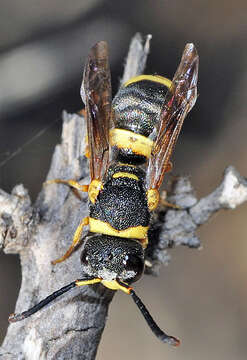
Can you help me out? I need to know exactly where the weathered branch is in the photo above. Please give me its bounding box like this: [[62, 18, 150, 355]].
[[145, 167, 247, 275], [0, 33, 247, 359]]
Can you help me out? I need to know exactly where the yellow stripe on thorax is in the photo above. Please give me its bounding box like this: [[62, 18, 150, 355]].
[[124, 74, 173, 90], [112, 172, 139, 181], [89, 217, 148, 240], [109, 128, 153, 159]]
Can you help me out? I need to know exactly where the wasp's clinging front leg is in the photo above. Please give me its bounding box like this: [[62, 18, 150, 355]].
[[52, 217, 89, 265], [44, 179, 89, 200], [44, 179, 89, 192]]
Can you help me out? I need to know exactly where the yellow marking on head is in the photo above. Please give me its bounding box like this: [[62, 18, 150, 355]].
[[124, 74, 173, 90], [89, 217, 149, 241], [146, 189, 160, 211], [88, 180, 103, 204], [109, 128, 153, 159], [113, 172, 139, 181], [102, 280, 132, 294]]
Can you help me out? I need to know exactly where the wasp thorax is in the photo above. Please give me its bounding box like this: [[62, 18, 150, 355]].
[[81, 235, 144, 283]]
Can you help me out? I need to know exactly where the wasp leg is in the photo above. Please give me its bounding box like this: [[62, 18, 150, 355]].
[[52, 217, 89, 265], [44, 179, 89, 192], [77, 108, 86, 117], [140, 236, 148, 249], [144, 259, 153, 268], [160, 190, 180, 209], [84, 143, 90, 159], [44, 179, 89, 200]]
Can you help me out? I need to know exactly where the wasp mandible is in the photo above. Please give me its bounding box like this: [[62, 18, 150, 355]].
[[9, 40, 199, 346]]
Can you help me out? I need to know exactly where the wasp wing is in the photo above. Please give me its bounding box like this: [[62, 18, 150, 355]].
[[82, 41, 112, 181], [145, 43, 199, 190]]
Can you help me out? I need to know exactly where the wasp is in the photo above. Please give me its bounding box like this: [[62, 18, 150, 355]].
[[9, 40, 199, 346]]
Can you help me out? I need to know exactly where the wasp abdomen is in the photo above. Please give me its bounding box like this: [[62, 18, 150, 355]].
[[112, 80, 169, 137], [111, 78, 170, 164]]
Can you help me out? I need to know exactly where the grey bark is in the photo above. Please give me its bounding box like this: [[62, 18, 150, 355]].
[[0, 33, 247, 359]]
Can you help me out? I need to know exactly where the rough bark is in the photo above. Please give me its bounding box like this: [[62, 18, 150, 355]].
[[0, 33, 247, 359]]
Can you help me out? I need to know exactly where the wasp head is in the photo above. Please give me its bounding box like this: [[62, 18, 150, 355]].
[[80, 235, 144, 284]]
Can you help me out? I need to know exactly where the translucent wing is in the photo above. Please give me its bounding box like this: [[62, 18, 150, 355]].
[[82, 41, 112, 181], [145, 43, 199, 190]]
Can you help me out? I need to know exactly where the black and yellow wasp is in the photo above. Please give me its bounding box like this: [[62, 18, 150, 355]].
[[9, 40, 199, 346]]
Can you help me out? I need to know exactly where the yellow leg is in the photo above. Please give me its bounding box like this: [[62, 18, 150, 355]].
[[77, 108, 86, 118], [44, 179, 89, 193], [52, 217, 89, 265], [161, 199, 180, 209], [160, 190, 180, 209], [140, 236, 148, 249]]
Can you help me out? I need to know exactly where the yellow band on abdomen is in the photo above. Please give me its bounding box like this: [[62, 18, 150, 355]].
[[89, 217, 148, 240], [124, 74, 173, 90], [109, 128, 153, 159]]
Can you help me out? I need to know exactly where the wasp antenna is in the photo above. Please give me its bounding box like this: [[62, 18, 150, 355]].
[[8, 277, 97, 323], [129, 289, 180, 346]]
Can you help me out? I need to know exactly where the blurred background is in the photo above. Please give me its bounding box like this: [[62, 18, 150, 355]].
[[0, 1, 246, 359]]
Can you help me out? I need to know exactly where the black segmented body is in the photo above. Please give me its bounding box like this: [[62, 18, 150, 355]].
[[112, 80, 168, 138], [89, 163, 150, 230], [111, 80, 168, 165], [90, 80, 169, 231]]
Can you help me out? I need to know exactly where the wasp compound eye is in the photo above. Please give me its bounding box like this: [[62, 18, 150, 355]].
[[124, 254, 144, 283], [80, 247, 89, 266]]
